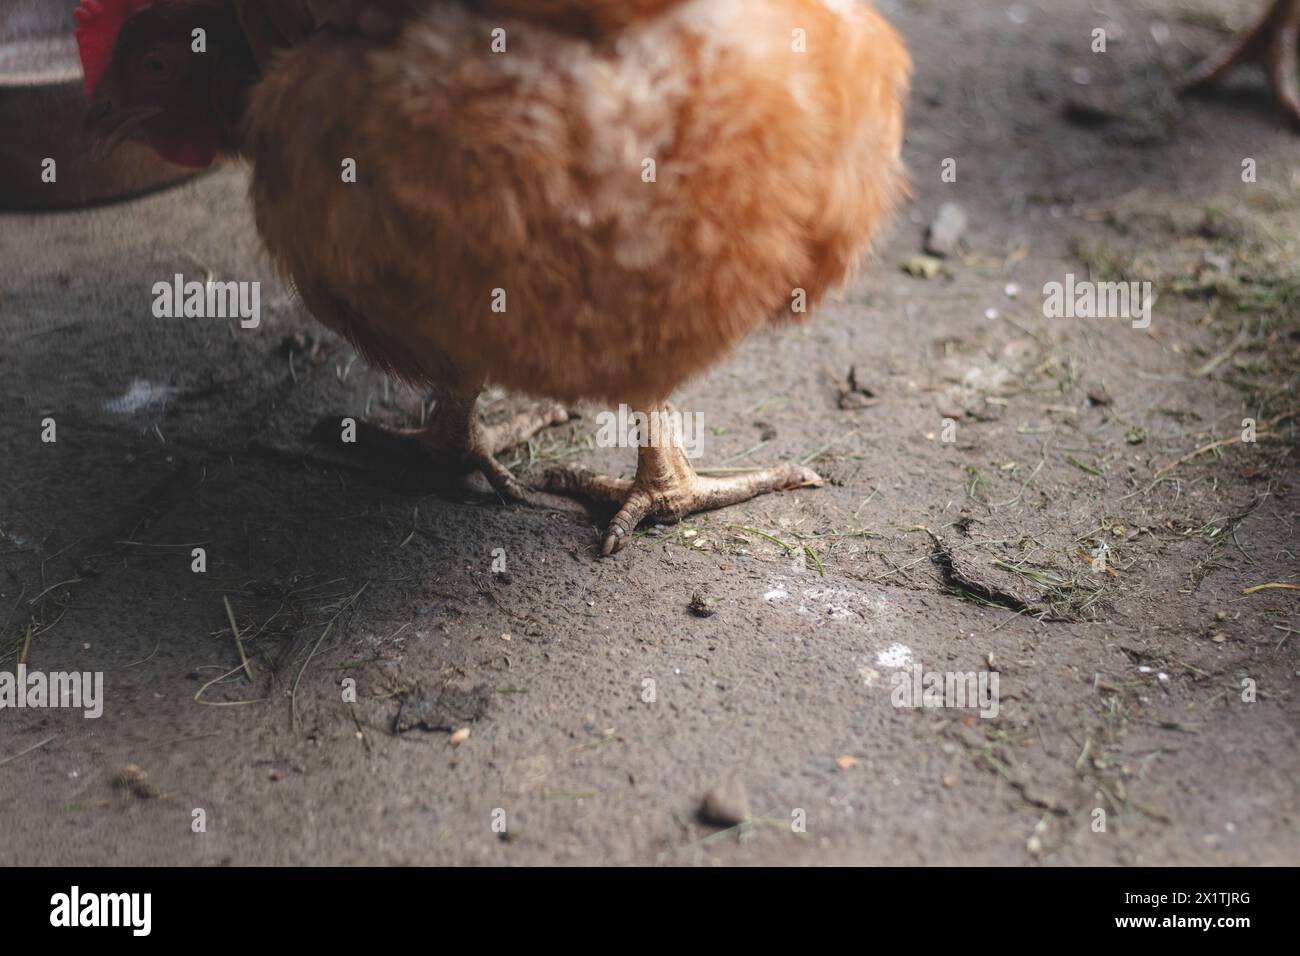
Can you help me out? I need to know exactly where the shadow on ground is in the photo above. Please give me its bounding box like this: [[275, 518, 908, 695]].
[[1, 0, 1297, 864]]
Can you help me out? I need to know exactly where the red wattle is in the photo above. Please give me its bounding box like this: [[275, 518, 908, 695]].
[[152, 129, 220, 169]]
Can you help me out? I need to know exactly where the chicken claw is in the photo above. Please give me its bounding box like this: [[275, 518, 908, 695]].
[[318, 392, 568, 503], [1181, 0, 1300, 128], [541, 423, 822, 557]]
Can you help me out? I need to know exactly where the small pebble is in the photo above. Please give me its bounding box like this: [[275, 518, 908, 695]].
[[924, 202, 968, 258], [902, 255, 943, 279], [700, 773, 750, 826], [114, 764, 159, 800], [688, 593, 718, 618]]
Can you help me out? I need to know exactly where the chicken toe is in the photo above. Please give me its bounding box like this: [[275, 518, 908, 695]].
[[542, 425, 822, 557], [479, 402, 572, 458], [1181, 0, 1300, 128], [317, 392, 568, 503]]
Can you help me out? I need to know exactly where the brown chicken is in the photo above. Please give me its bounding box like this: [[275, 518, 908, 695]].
[[79, 0, 911, 555]]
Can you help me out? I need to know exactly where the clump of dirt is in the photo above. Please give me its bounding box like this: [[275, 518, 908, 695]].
[[393, 683, 492, 734]]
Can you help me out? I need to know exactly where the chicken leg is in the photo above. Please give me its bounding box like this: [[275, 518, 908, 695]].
[[1181, 0, 1300, 128], [322, 389, 569, 502], [541, 404, 822, 556]]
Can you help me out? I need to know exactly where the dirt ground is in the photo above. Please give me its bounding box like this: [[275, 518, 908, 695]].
[[2, 0, 1298, 866]]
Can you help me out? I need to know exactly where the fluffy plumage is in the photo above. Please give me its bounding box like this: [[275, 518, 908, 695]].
[[244, 0, 910, 406]]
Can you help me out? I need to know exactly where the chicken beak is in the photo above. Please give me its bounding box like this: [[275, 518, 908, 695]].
[[85, 104, 163, 163]]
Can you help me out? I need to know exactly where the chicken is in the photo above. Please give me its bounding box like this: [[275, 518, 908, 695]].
[[1182, 0, 1300, 128], [77, 0, 258, 166], [78, 0, 911, 555]]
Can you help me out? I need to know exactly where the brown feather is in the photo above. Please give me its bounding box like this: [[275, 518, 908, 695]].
[[241, 0, 910, 406]]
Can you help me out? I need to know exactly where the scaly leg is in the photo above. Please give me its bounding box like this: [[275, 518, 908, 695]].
[[541, 404, 822, 556], [1181, 0, 1300, 128], [321, 389, 568, 502]]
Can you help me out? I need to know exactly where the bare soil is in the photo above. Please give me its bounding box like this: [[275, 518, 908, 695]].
[[1, 0, 1297, 865]]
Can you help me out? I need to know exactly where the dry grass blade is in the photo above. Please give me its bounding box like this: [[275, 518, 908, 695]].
[[1242, 582, 1299, 595], [291, 581, 370, 732], [0, 734, 58, 768], [1154, 408, 1298, 478], [223, 596, 254, 682]]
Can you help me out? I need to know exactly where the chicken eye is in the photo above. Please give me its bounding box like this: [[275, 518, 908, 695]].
[[139, 52, 172, 81]]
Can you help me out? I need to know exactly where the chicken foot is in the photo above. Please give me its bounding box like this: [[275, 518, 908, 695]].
[[1181, 0, 1300, 127], [540, 405, 822, 557], [330, 391, 568, 502], [423, 392, 572, 502]]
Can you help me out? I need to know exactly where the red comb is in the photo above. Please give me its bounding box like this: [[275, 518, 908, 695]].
[[74, 0, 152, 98]]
